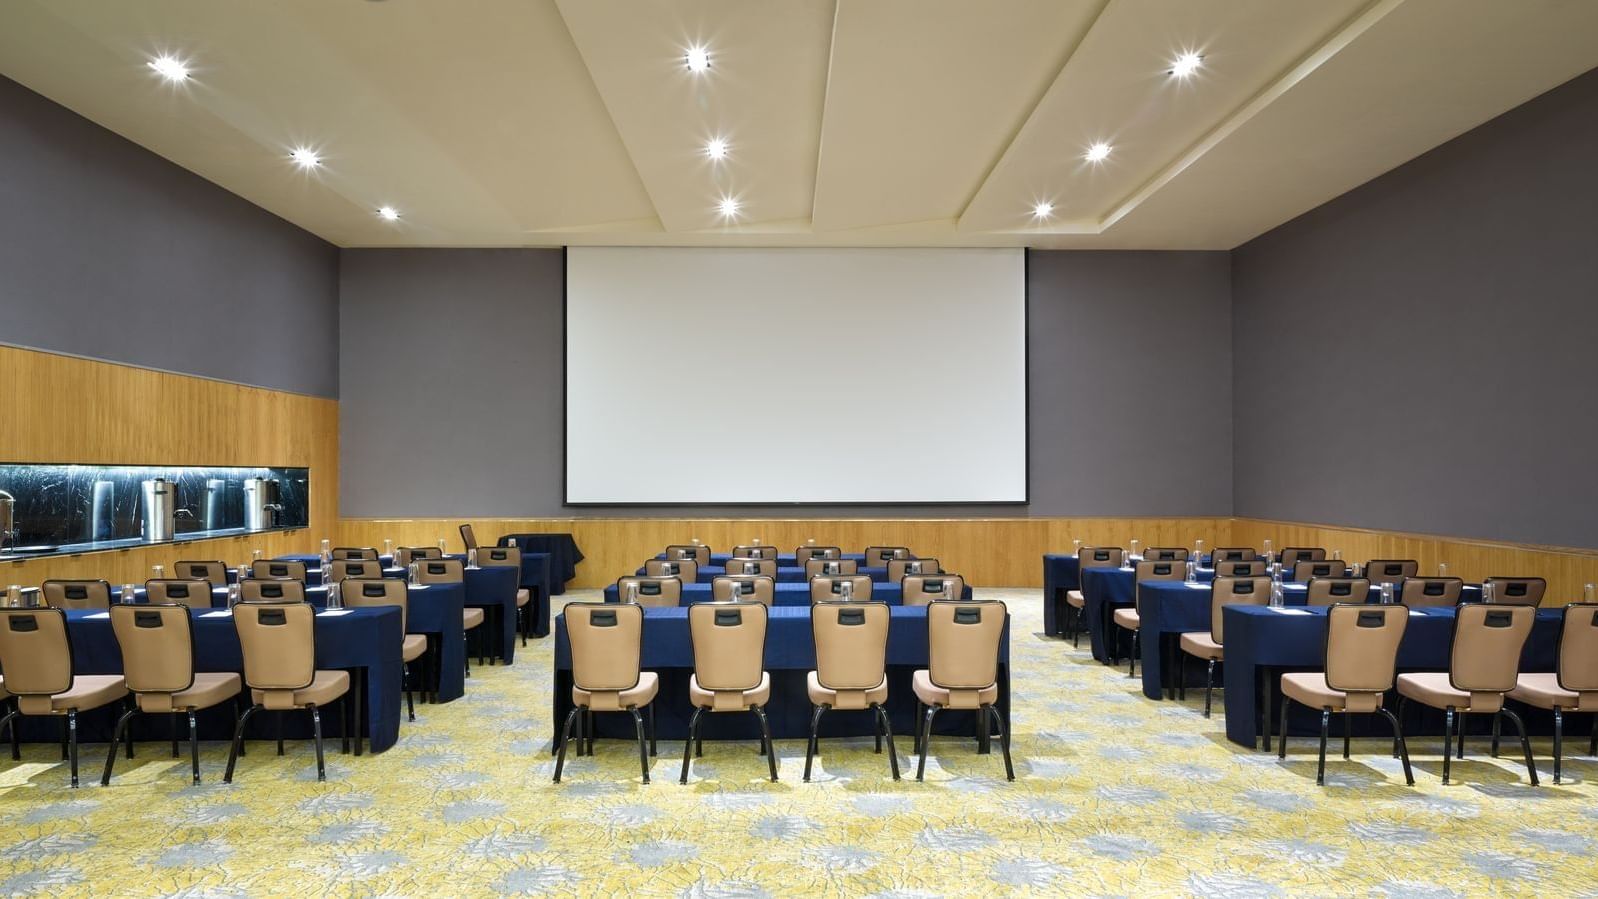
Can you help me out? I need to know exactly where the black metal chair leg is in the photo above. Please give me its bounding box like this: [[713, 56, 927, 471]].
[[875, 708, 883, 754], [629, 707, 650, 784], [1552, 707, 1563, 785], [171, 713, 180, 759], [1343, 713, 1351, 760], [916, 705, 939, 782], [1127, 629, 1138, 677], [101, 707, 138, 786], [1203, 660, 1216, 718], [60, 716, 68, 761], [1491, 712, 1502, 757], [309, 704, 327, 782], [1394, 696, 1406, 758], [912, 700, 923, 753], [648, 703, 656, 757], [0, 710, 18, 763], [68, 708, 80, 788], [1376, 707, 1414, 785], [224, 705, 259, 783], [1442, 707, 1454, 785], [753, 705, 778, 782], [804, 705, 826, 782], [1457, 711, 1466, 759], [985, 704, 1015, 781], [189, 709, 200, 785], [679, 707, 704, 784], [276, 712, 285, 756], [1316, 707, 1329, 786], [552, 707, 579, 783], [875, 704, 901, 781], [1277, 693, 1291, 760], [1500, 707, 1539, 786]]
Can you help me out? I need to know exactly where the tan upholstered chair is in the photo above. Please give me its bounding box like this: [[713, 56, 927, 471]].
[[393, 546, 444, 567], [1400, 577, 1464, 608], [251, 559, 308, 582], [914, 600, 1012, 781], [888, 558, 941, 581], [1143, 547, 1190, 562], [328, 559, 383, 583], [680, 602, 777, 783], [795, 545, 841, 567], [711, 576, 775, 605], [1179, 576, 1271, 717], [1305, 577, 1371, 607], [226, 602, 350, 782], [1507, 603, 1598, 783], [1214, 560, 1267, 578], [416, 558, 485, 672], [478, 546, 533, 645], [1293, 560, 1351, 582], [175, 561, 229, 588], [903, 574, 966, 606], [665, 544, 712, 567], [0, 608, 128, 787], [805, 558, 858, 579], [556, 602, 658, 783], [102, 604, 242, 785], [1211, 547, 1259, 563], [1396, 604, 1538, 785], [616, 576, 682, 608], [1066, 547, 1125, 647], [332, 547, 379, 561], [864, 546, 911, 567], [806, 602, 898, 781], [41, 580, 111, 610], [1113, 560, 1184, 676], [810, 574, 874, 603], [1278, 604, 1413, 785], [1484, 576, 1546, 607], [146, 579, 215, 610], [241, 579, 306, 603], [725, 558, 777, 578], [343, 578, 429, 722], [644, 558, 698, 583], [459, 523, 479, 552], [1280, 547, 1327, 564], [731, 545, 778, 560], [1364, 560, 1419, 586]]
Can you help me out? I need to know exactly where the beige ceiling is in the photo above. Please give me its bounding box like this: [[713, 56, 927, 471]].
[[2, 0, 1595, 249]]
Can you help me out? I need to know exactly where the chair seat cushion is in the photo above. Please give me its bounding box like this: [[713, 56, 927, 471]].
[[575, 671, 659, 713], [1280, 672, 1381, 714], [402, 634, 428, 663], [1178, 632, 1223, 661], [1507, 672, 1597, 712], [137, 672, 241, 714], [1396, 672, 1503, 714], [911, 669, 997, 710], [806, 671, 888, 710], [1112, 607, 1140, 630], [516, 588, 531, 607], [462, 607, 486, 629], [689, 672, 771, 712], [16, 675, 127, 716], [253, 670, 350, 711], [1066, 589, 1085, 608]]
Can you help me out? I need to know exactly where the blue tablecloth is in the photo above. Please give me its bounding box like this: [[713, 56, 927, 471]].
[[1220, 604, 1560, 748], [500, 533, 582, 594], [1080, 566, 1218, 663], [1042, 554, 1080, 636], [602, 581, 973, 605], [633, 565, 893, 584], [553, 605, 1008, 743]]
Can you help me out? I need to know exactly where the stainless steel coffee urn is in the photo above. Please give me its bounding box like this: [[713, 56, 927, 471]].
[[243, 477, 282, 532], [0, 489, 15, 550], [140, 478, 176, 542]]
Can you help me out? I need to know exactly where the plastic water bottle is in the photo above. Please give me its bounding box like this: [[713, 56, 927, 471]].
[[1380, 583, 1395, 605], [121, 584, 136, 605]]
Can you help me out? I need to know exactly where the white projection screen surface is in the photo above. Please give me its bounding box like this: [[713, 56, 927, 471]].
[[564, 247, 1027, 504]]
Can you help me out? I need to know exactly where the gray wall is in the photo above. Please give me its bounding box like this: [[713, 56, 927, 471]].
[[0, 76, 338, 397], [338, 247, 1235, 518], [1232, 67, 1598, 548]]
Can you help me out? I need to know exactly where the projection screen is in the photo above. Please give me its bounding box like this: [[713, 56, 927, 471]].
[[564, 247, 1027, 504]]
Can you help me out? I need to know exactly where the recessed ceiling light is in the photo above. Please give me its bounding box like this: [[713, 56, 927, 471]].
[[717, 197, 740, 218], [1084, 142, 1112, 163], [377, 206, 400, 221], [289, 147, 322, 169], [147, 54, 190, 83], [1169, 52, 1204, 78], [705, 137, 728, 160], [685, 45, 711, 73], [1032, 202, 1054, 219]]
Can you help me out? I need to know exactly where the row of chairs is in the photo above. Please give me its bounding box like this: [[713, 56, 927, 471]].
[[663, 544, 916, 566], [615, 573, 967, 606], [556, 599, 1012, 785], [646, 556, 943, 582]]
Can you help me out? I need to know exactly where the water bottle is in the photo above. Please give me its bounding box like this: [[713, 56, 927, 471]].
[[1185, 559, 1197, 583], [321, 538, 331, 555], [1129, 539, 1140, 561], [121, 584, 136, 605], [1270, 561, 1282, 582], [1482, 581, 1495, 604], [227, 582, 241, 608], [319, 548, 331, 569], [840, 579, 854, 601], [1380, 582, 1395, 605], [626, 582, 639, 604], [408, 562, 420, 586], [467, 548, 479, 569], [1438, 562, 1449, 577], [1262, 539, 1274, 564], [327, 579, 342, 610]]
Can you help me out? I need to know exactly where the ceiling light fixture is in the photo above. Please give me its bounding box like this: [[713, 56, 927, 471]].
[[1084, 142, 1112, 163], [1169, 52, 1204, 78], [377, 206, 400, 221], [685, 45, 711, 73], [717, 196, 740, 218], [1032, 202, 1054, 219], [705, 137, 728, 160], [289, 147, 322, 169], [147, 54, 190, 83]]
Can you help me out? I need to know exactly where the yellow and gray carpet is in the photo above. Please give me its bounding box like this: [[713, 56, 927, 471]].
[[1, 588, 1595, 896]]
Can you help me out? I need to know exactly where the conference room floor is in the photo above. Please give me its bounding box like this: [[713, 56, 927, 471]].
[[1, 589, 1594, 896]]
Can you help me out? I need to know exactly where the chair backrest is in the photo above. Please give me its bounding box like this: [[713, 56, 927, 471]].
[[812, 601, 889, 691], [1484, 577, 1546, 607], [887, 558, 941, 580], [1556, 603, 1598, 694], [795, 545, 841, 566], [566, 602, 644, 693], [251, 559, 308, 582], [110, 604, 195, 694], [810, 575, 874, 602], [241, 579, 306, 603], [1293, 560, 1351, 582], [1364, 559, 1419, 586], [805, 558, 859, 578], [478, 545, 522, 570], [332, 547, 379, 561], [175, 560, 229, 588], [711, 576, 775, 605], [1400, 577, 1463, 608], [41, 579, 112, 610], [1143, 547, 1190, 562], [1214, 560, 1267, 578], [394, 546, 444, 567], [1211, 547, 1258, 563], [342, 577, 409, 631], [665, 544, 712, 566], [146, 579, 214, 609], [1324, 603, 1408, 693], [1210, 576, 1272, 642], [329, 559, 383, 583], [1306, 577, 1371, 607], [615, 576, 682, 608], [233, 602, 315, 696], [927, 600, 1006, 690], [1281, 547, 1326, 564], [644, 558, 698, 582], [902, 574, 965, 606], [459, 523, 478, 551], [414, 558, 465, 585], [0, 608, 73, 696], [725, 558, 776, 578], [688, 601, 768, 693], [1449, 604, 1535, 693], [1080, 546, 1125, 568], [731, 545, 778, 560], [1133, 560, 1184, 584], [862, 546, 911, 566]]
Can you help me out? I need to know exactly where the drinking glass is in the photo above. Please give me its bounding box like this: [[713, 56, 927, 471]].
[[1438, 562, 1449, 577], [437, 538, 447, 552], [467, 548, 479, 569], [1482, 581, 1496, 604], [626, 583, 639, 603], [227, 583, 241, 608], [1184, 559, 1197, 584], [1331, 549, 1342, 560], [408, 562, 420, 586], [1129, 539, 1140, 560], [321, 538, 331, 553], [840, 580, 853, 601], [327, 580, 342, 610], [121, 584, 136, 605], [1072, 539, 1082, 555], [1262, 539, 1274, 562], [1585, 583, 1595, 603], [253, 549, 263, 561], [5, 585, 19, 607], [152, 565, 164, 578], [1380, 583, 1395, 605], [383, 539, 394, 558]]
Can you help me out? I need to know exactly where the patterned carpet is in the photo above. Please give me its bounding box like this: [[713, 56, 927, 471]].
[[1, 587, 1595, 897]]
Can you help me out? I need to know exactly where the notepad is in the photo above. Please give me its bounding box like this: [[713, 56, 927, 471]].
[[317, 609, 353, 617], [1269, 607, 1312, 615], [200, 610, 233, 619]]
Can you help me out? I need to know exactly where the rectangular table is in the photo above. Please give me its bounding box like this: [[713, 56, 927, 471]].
[[602, 581, 972, 605], [500, 533, 582, 594], [1042, 554, 1080, 637], [552, 605, 1009, 744], [634, 565, 893, 584], [654, 552, 876, 566]]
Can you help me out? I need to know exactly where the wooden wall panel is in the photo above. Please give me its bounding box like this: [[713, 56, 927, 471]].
[[0, 345, 337, 588]]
